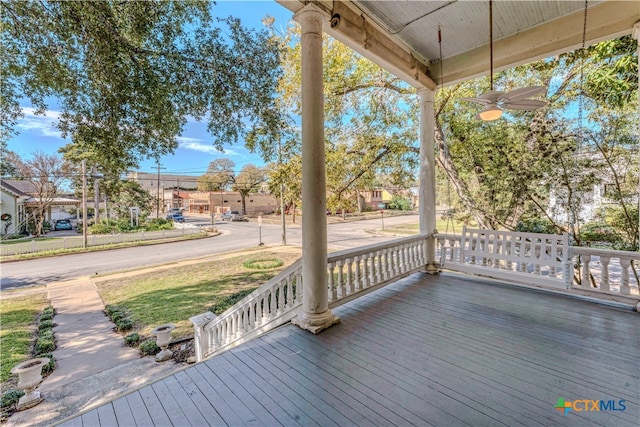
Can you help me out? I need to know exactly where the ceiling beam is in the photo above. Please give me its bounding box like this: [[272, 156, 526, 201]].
[[430, 0, 640, 86], [277, 0, 436, 90]]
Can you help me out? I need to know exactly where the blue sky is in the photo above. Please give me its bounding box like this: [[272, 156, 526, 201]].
[[7, 1, 294, 176]]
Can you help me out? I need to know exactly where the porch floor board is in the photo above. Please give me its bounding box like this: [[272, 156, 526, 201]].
[[60, 272, 639, 426]]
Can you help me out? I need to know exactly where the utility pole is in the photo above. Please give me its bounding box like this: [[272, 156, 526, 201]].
[[81, 159, 88, 249], [92, 164, 100, 223], [155, 161, 165, 218]]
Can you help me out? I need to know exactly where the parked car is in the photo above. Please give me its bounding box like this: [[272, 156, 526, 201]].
[[53, 219, 73, 231], [221, 210, 244, 221], [166, 213, 185, 223]]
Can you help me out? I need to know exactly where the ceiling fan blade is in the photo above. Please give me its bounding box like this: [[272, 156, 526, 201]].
[[501, 99, 547, 111], [461, 97, 491, 105], [499, 86, 546, 102], [478, 90, 503, 101]]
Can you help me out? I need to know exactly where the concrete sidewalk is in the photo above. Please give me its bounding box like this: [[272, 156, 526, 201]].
[[7, 278, 182, 427]]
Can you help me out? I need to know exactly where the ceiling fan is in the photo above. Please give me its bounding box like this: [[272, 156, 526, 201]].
[[461, 0, 547, 121]]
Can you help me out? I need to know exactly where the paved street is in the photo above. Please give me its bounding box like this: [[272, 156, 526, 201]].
[[0, 214, 419, 289]]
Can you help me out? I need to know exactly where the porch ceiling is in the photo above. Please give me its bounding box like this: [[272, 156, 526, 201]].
[[276, 0, 640, 88]]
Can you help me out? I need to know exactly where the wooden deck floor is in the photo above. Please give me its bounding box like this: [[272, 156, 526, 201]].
[[60, 272, 639, 426]]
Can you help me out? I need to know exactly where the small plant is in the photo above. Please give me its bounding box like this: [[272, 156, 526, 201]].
[[38, 329, 54, 342], [0, 390, 24, 409], [41, 309, 55, 319], [115, 318, 133, 332], [124, 333, 140, 347], [242, 257, 283, 270], [35, 339, 55, 354], [110, 311, 125, 323], [38, 319, 54, 331], [105, 304, 121, 316], [139, 339, 160, 356]]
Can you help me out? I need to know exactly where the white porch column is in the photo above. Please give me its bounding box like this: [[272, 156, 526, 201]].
[[418, 88, 439, 274], [292, 5, 339, 334]]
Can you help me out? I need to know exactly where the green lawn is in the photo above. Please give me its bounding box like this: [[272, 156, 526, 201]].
[[383, 218, 476, 235], [95, 250, 301, 339], [0, 293, 49, 382]]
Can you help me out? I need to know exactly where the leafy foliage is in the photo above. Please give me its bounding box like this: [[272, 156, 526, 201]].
[[2, 1, 283, 177], [274, 26, 420, 213]]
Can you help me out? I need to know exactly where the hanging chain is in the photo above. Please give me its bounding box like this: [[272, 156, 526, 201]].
[[572, 0, 588, 242], [577, 0, 588, 149], [438, 25, 454, 239]]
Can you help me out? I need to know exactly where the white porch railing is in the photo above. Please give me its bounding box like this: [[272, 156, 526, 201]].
[[0, 227, 203, 256], [435, 232, 640, 299], [192, 234, 428, 361], [572, 247, 640, 296], [193, 231, 639, 362]]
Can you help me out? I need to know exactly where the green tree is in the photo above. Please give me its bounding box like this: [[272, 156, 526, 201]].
[[2, 1, 283, 177], [233, 164, 268, 215], [435, 35, 637, 243], [107, 180, 153, 221], [0, 141, 23, 177], [198, 159, 235, 192], [275, 25, 420, 214]]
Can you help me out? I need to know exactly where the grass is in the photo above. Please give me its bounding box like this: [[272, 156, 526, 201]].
[[95, 250, 301, 339], [382, 218, 477, 235], [0, 293, 49, 382]]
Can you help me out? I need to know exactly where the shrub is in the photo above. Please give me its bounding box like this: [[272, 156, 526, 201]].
[[38, 319, 54, 331], [515, 218, 557, 234], [579, 222, 621, 246], [115, 319, 133, 332], [209, 288, 257, 315], [0, 390, 24, 409], [38, 329, 54, 342], [105, 304, 120, 316], [144, 218, 174, 231], [139, 340, 160, 356], [35, 339, 55, 354], [124, 333, 140, 347], [110, 311, 125, 323]]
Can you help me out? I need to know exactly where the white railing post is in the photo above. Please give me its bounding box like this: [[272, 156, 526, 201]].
[[190, 312, 216, 363]]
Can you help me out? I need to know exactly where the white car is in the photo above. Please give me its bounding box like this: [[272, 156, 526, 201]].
[[221, 210, 244, 221]]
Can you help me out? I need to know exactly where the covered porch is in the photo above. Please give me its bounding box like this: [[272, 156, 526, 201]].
[[59, 270, 639, 426], [51, 1, 640, 424]]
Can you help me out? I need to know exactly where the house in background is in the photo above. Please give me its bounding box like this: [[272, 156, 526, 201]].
[[0, 179, 29, 236], [0, 179, 80, 235]]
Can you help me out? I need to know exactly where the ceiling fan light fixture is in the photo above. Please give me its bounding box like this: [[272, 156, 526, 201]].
[[478, 104, 502, 121]]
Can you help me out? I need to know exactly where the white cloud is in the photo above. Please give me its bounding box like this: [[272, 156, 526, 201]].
[[178, 137, 240, 156], [16, 107, 65, 139]]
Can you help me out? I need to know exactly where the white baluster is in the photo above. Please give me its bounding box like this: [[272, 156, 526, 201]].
[[363, 253, 371, 288], [600, 256, 611, 292], [337, 259, 345, 298], [354, 255, 361, 291], [376, 251, 383, 283], [346, 258, 354, 295], [249, 301, 255, 328], [620, 258, 631, 295], [580, 255, 591, 288]]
